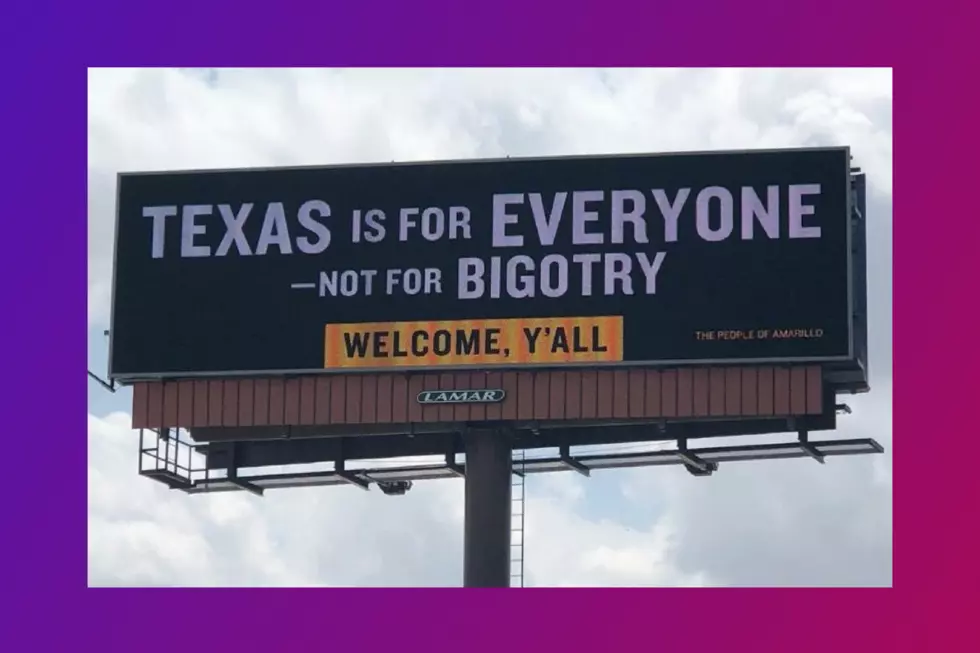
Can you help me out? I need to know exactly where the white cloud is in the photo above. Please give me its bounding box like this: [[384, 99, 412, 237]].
[[88, 412, 711, 587], [87, 67, 892, 587]]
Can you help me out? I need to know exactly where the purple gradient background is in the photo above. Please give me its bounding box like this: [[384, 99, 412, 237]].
[[1, 0, 975, 650]]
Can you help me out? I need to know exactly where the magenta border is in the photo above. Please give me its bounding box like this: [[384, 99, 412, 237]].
[[3, 0, 975, 650]]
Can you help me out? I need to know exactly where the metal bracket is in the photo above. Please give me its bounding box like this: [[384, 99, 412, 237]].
[[226, 443, 264, 496], [797, 431, 825, 464], [677, 438, 717, 477], [836, 403, 852, 415], [558, 445, 590, 477], [227, 476, 265, 497], [87, 370, 116, 393], [494, 427, 526, 477], [446, 450, 465, 477], [335, 458, 370, 491]]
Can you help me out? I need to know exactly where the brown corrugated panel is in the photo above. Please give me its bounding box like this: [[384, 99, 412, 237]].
[[375, 375, 392, 424], [595, 371, 614, 419], [162, 382, 179, 428], [132, 382, 149, 428], [146, 382, 164, 427], [661, 370, 678, 418], [252, 379, 270, 426], [790, 367, 808, 415], [676, 369, 693, 417], [192, 380, 209, 427], [486, 371, 505, 420], [133, 365, 824, 430], [724, 368, 742, 417], [709, 368, 726, 417], [565, 371, 582, 419], [391, 375, 408, 423], [580, 370, 598, 419], [438, 374, 455, 422], [805, 366, 822, 414], [628, 369, 645, 418], [773, 368, 791, 415], [420, 374, 440, 422], [268, 379, 285, 426], [467, 372, 488, 422], [222, 380, 239, 427], [516, 372, 535, 420], [533, 372, 550, 420], [644, 370, 661, 417], [238, 379, 255, 427], [328, 376, 346, 423], [549, 371, 566, 419], [177, 380, 195, 425], [359, 376, 377, 425], [452, 374, 471, 422], [612, 370, 629, 419], [740, 368, 758, 416], [293, 378, 313, 425], [404, 376, 422, 422], [345, 376, 362, 424], [757, 367, 774, 415], [691, 369, 708, 417]]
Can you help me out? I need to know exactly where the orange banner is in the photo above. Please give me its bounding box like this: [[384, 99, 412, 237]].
[[324, 316, 623, 369]]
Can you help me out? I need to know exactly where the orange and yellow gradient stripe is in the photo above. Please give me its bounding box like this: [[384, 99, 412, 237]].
[[324, 316, 623, 369]]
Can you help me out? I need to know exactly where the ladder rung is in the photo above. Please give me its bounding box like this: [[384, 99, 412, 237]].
[[512, 453, 526, 589]]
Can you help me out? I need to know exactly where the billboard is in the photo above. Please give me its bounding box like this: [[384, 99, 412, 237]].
[[109, 147, 854, 380]]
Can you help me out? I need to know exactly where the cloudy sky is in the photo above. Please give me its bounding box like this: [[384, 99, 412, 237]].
[[87, 68, 893, 587]]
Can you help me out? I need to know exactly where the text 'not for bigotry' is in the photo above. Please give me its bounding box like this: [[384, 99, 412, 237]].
[[140, 184, 827, 299]]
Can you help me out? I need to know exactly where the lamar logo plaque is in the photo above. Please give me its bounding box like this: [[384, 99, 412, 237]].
[[417, 389, 506, 405]]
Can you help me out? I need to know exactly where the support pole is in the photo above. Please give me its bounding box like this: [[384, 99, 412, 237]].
[[463, 428, 512, 588]]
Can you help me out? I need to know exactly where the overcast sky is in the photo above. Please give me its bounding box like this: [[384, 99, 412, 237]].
[[87, 68, 892, 587]]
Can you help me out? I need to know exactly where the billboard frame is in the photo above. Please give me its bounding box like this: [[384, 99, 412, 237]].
[[107, 145, 856, 383]]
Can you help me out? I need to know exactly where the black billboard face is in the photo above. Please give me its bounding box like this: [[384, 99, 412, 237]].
[[109, 147, 853, 380]]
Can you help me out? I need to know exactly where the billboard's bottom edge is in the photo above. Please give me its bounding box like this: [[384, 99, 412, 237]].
[[108, 356, 859, 383]]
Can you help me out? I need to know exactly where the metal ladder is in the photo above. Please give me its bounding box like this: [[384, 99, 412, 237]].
[[510, 449, 526, 588]]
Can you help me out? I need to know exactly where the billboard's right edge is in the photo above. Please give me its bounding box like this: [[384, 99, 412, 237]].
[[851, 166, 870, 393], [844, 146, 855, 363]]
